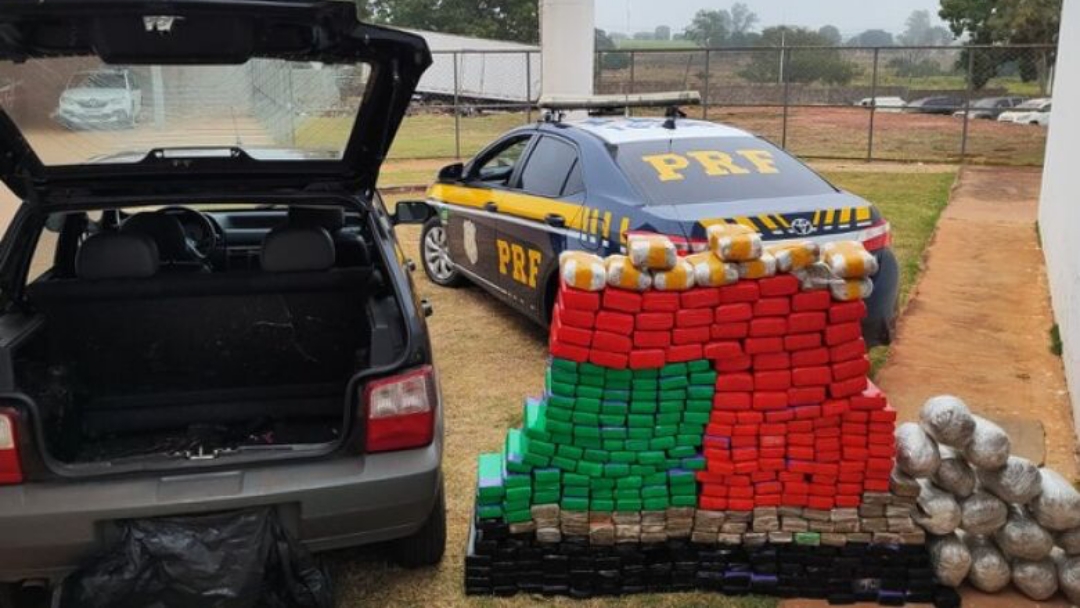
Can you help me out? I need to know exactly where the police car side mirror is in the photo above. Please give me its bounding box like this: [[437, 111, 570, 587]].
[[392, 201, 435, 225], [437, 162, 464, 183]]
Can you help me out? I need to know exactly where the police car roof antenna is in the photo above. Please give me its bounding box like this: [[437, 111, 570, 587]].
[[663, 106, 686, 130]]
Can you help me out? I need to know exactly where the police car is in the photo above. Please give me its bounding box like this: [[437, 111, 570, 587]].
[[418, 94, 898, 345]]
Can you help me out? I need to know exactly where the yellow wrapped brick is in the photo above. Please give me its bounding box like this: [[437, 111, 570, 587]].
[[652, 258, 696, 291], [831, 277, 874, 302], [767, 241, 820, 273], [707, 223, 762, 262], [605, 255, 653, 291], [737, 253, 778, 280], [686, 252, 738, 287], [821, 240, 879, 279], [627, 234, 677, 270], [559, 251, 606, 292]]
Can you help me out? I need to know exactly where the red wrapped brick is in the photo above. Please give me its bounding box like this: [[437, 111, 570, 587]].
[[732, 435, 757, 448], [843, 447, 869, 460], [825, 321, 863, 346], [680, 288, 720, 309], [629, 349, 666, 370], [830, 338, 867, 363], [711, 322, 749, 340], [864, 479, 890, 492], [745, 337, 784, 354], [765, 409, 795, 423], [728, 498, 756, 511], [785, 334, 823, 354], [816, 437, 841, 452], [829, 300, 868, 323], [830, 376, 868, 398], [839, 461, 866, 474], [736, 411, 764, 424], [715, 372, 753, 392], [787, 311, 827, 334], [552, 319, 593, 347], [550, 340, 589, 362], [792, 290, 831, 311], [760, 435, 786, 448], [589, 349, 628, 369], [751, 470, 777, 482], [667, 343, 702, 362], [851, 388, 887, 411], [756, 481, 782, 495], [754, 352, 791, 371], [642, 291, 679, 311], [716, 354, 752, 372], [792, 366, 831, 387], [732, 424, 758, 437], [558, 305, 596, 329], [833, 356, 871, 381], [715, 303, 753, 323], [711, 411, 737, 424], [634, 330, 671, 348], [749, 317, 788, 337], [592, 330, 631, 353], [783, 494, 809, 507], [713, 392, 752, 411], [754, 370, 792, 391], [719, 282, 760, 304], [841, 423, 867, 436], [842, 435, 867, 448], [788, 446, 814, 460], [702, 484, 730, 497], [759, 275, 800, 296], [788, 433, 814, 446], [788, 386, 826, 405], [676, 308, 714, 328], [869, 444, 895, 458], [595, 310, 634, 335], [870, 407, 897, 423], [753, 391, 788, 411], [753, 297, 791, 317], [561, 287, 601, 311], [636, 312, 674, 331], [789, 460, 816, 474], [822, 399, 850, 417], [732, 448, 759, 462], [699, 497, 728, 511], [838, 470, 865, 483], [793, 406, 822, 420], [603, 288, 642, 313], [844, 411, 870, 423], [835, 495, 861, 508], [674, 326, 710, 345]]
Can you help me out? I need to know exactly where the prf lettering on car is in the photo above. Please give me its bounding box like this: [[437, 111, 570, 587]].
[[642, 149, 780, 182], [497, 239, 542, 288]]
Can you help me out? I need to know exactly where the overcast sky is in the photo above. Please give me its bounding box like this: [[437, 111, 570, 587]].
[[595, 0, 948, 38]]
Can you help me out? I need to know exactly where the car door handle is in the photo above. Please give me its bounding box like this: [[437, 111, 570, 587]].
[[484, 202, 498, 213], [545, 213, 566, 228]]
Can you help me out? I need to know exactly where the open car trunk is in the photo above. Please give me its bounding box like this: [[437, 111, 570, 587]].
[[12, 268, 405, 471]]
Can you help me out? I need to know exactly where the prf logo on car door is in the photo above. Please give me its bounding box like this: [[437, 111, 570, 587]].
[[496, 238, 542, 288]]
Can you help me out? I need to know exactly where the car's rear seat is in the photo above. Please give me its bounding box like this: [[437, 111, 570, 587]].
[[24, 225, 376, 405]]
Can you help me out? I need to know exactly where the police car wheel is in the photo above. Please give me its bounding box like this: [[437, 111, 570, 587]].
[[421, 218, 465, 287]]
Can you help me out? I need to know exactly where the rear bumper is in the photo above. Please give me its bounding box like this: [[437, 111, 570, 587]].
[[863, 247, 900, 347], [0, 443, 441, 584]]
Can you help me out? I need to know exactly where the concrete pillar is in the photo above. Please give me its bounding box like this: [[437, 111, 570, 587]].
[[1038, 0, 1079, 434], [540, 0, 595, 104]]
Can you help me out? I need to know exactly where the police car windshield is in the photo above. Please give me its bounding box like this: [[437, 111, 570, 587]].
[[615, 137, 836, 206]]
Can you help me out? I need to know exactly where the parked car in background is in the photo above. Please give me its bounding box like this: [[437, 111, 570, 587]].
[[903, 96, 964, 115], [53, 67, 142, 130], [951, 96, 1027, 120], [855, 96, 906, 111], [998, 98, 1052, 125]]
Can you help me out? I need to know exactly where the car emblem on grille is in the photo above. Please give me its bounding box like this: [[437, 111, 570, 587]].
[[790, 218, 816, 236]]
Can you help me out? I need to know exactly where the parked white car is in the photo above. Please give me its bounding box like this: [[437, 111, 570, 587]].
[[53, 68, 143, 130], [855, 96, 906, 111], [997, 98, 1051, 125]]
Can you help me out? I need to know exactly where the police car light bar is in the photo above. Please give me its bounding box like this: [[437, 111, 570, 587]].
[[537, 91, 702, 111]]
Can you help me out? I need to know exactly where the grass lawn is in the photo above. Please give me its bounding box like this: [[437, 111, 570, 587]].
[[326, 165, 955, 606]]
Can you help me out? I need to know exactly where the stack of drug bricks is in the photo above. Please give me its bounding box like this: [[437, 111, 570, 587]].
[[466, 228, 958, 606]]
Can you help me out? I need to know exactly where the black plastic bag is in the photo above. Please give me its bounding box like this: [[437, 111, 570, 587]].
[[61, 508, 332, 608]]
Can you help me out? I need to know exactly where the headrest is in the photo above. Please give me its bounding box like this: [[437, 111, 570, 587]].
[[289, 206, 345, 232], [261, 227, 335, 273], [120, 212, 189, 262], [76, 232, 160, 280]]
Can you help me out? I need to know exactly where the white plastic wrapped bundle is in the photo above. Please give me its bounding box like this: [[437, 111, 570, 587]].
[[1029, 468, 1080, 531], [627, 234, 677, 271], [792, 262, 836, 292], [736, 252, 777, 280], [928, 532, 972, 587], [919, 395, 976, 448], [963, 415, 1011, 470], [978, 456, 1042, 504], [706, 223, 762, 262], [1012, 557, 1059, 600], [933, 446, 976, 498], [914, 480, 961, 535], [1057, 527, 1080, 555], [964, 534, 1012, 593], [994, 506, 1054, 560], [895, 422, 941, 478], [605, 255, 652, 291], [890, 467, 922, 498], [1056, 551, 1080, 604], [821, 240, 879, 279], [959, 490, 1008, 535], [829, 278, 873, 302], [686, 252, 737, 287], [651, 258, 696, 292], [766, 241, 819, 272], [559, 251, 606, 292]]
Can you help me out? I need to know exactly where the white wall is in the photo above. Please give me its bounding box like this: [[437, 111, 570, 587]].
[[540, 0, 595, 100], [1039, 0, 1080, 432]]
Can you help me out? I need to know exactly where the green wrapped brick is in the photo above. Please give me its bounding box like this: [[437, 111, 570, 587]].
[[590, 476, 615, 489], [504, 472, 530, 489], [564, 472, 589, 487], [561, 497, 589, 511], [629, 401, 657, 415], [631, 378, 658, 390], [644, 472, 668, 486], [603, 389, 631, 402], [644, 497, 670, 510], [477, 453, 505, 500], [577, 460, 603, 477], [591, 488, 613, 500], [669, 469, 695, 485], [550, 369, 578, 386], [671, 495, 698, 507], [564, 485, 589, 498], [617, 499, 644, 511], [630, 464, 656, 476], [625, 438, 650, 452], [659, 376, 689, 390], [670, 484, 697, 497], [688, 385, 715, 400], [557, 444, 583, 460], [573, 425, 600, 440], [658, 389, 686, 401], [573, 436, 602, 450], [506, 486, 532, 502], [656, 412, 681, 426], [605, 378, 631, 391], [685, 399, 712, 413], [551, 358, 578, 373], [551, 455, 577, 471], [524, 399, 550, 441], [642, 485, 669, 499], [610, 451, 636, 464], [627, 414, 653, 428], [477, 504, 504, 519], [579, 362, 606, 376], [690, 371, 717, 385], [687, 360, 710, 372], [682, 456, 706, 470], [616, 475, 644, 489], [630, 389, 658, 401], [548, 381, 576, 398], [658, 400, 684, 414], [600, 401, 629, 416], [678, 422, 706, 435], [576, 386, 603, 400], [504, 498, 530, 514], [606, 368, 632, 382], [528, 439, 556, 458], [604, 462, 630, 478], [654, 425, 678, 437], [649, 436, 676, 451], [669, 445, 697, 459], [550, 432, 573, 446], [575, 397, 601, 413], [660, 363, 688, 377], [547, 394, 576, 409], [571, 411, 599, 426], [583, 449, 609, 463], [580, 374, 605, 388], [661, 458, 681, 471], [590, 499, 615, 512], [535, 468, 561, 484], [505, 509, 533, 524], [599, 414, 625, 427], [533, 490, 560, 504], [795, 532, 821, 546], [632, 367, 659, 378], [546, 406, 572, 423], [615, 487, 641, 499], [675, 433, 703, 447], [600, 426, 627, 440], [505, 429, 532, 474], [602, 439, 625, 451], [638, 451, 665, 465], [682, 412, 710, 425]]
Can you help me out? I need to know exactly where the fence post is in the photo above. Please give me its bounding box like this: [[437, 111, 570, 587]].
[[781, 47, 790, 150], [963, 47, 980, 161], [866, 47, 879, 162], [525, 51, 532, 124], [702, 49, 711, 120], [453, 51, 461, 160], [629, 51, 636, 116]]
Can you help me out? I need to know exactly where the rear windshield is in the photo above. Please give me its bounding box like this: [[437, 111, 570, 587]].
[[0, 57, 371, 166], [615, 137, 835, 206]]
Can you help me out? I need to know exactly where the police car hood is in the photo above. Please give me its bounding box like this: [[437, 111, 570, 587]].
[[645, 190, 875, 242]]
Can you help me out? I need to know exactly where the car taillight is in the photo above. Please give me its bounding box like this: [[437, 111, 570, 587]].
[[0, 410, 22, 485], [364, 366, 436, 453], [860, 219, 892, 252], [624, 231, 708, 255]]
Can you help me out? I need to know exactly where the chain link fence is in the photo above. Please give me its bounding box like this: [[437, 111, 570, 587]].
[[397, 45, 1053, 166]]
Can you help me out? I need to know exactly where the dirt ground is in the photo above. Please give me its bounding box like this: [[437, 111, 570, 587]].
[[876, 166, 1079, 480]]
